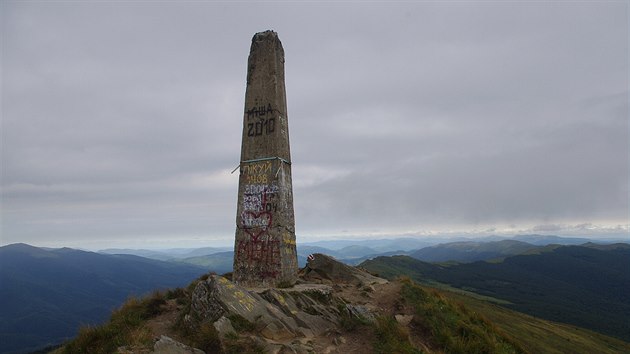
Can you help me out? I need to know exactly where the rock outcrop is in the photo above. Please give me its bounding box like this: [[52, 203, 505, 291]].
[[186, 253, 388, 352], [301, 253, 388, 286], [188, 276, 337, 340], [153, 336, 204, 354]]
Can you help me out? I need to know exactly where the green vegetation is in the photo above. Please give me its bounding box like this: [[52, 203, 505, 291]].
[[275, 279, 295, 288], [361, 245, 630, 342], [176, 251, 234, 274], [373, 316, 423, 354], [410, 240, 538, 263], [186, 322, 223, 353], [56, 291, 167, 354], [362, 250, 630, 354], [399, 278, 525, 354], [444, 290, 630, 354], [223, 332, 266, 354]]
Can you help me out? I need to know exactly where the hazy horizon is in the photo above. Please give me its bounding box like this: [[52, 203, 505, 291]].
[[3, 231, 628, 252]]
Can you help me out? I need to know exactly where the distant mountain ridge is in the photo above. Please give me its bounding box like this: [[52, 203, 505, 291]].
[[126, 235, 627, 273], [410, 239, 538, 263], [98, 246, 231, 260], [0, 243, 208, 354], [299, 234, 620, 251]]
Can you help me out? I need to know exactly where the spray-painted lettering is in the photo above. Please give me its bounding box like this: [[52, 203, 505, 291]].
[[246, 103, 273, 118], [246, 103, 275, 136], [247, 118, 275, 136], [236, 237, 281, 275]]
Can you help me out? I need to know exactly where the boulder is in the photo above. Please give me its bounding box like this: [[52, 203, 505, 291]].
[[302, 253, 387, 286], [153, 335, 204, 354], [213, 316, 235, 337], [260, 288, 337, 336], [187, 257, 387, 349], [190, 275, 295, 335], [345, 304, 376, 323], [395, 314, 414, 326]]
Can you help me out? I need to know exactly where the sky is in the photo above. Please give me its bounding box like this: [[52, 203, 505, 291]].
[[1, 1, 628, 250]]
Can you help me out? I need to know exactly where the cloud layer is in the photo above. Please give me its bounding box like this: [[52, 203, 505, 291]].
[[1, 2, 628, 248]]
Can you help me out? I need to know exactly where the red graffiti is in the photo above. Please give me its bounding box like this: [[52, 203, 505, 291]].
[[237, 238, 280, 262], [259, 270, 279, 278], [241, 211, 272, 241]]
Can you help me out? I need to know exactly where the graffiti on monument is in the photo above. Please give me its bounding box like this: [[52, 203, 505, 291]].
[[246, 103, 275, 137], [237, 160, 282, 276]]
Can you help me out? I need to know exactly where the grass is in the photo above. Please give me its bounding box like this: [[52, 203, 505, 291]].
[[443, 289, 630, 354], [223, 333, 266, 354], [399, 278, 526, 354], [188, 322, 224, 353], [55, 291, 167, 354], [275, 279, 294, 288], [373, 316, 423, 354], [363, 249, 630, 343]]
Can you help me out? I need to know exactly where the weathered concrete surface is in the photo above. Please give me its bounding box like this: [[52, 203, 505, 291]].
[[302, 253, 388, 286], [233, 30, 298, 287]]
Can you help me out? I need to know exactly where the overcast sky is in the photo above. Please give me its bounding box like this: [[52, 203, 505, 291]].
[[1, 1, 628, 249]]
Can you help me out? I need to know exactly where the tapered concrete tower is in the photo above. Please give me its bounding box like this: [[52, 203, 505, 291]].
[[233, 31, 298, 287]]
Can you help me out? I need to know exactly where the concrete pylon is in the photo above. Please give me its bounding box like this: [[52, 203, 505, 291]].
[[233, 31, 298, 287]]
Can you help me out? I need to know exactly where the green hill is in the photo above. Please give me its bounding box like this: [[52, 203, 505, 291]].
[[360, 244, 630, 342], [410, 240, 538, 263], [174, 251, 234, 274]]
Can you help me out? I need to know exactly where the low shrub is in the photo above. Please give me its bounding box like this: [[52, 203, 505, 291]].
[[191, 322, 223, 353]]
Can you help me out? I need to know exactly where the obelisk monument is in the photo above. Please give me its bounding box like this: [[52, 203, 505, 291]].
[[233, 31, 298, 287]]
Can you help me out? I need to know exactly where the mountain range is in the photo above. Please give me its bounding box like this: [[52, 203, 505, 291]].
[[0, 244, 208, 354], [139, 235, 626, 271], [409, 239, 539, 263], [2, 235, 628, 353]]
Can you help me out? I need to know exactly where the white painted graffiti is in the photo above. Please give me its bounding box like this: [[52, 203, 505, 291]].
[[241, 211, 272, 228], [242, 184, 279, 212], [244, 184, 278, 195]]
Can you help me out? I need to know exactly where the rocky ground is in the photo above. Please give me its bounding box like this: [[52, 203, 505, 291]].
[[134, 253, 426, 354]]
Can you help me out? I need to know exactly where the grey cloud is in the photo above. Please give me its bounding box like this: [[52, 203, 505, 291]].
[[1, 2, 627, 247]]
